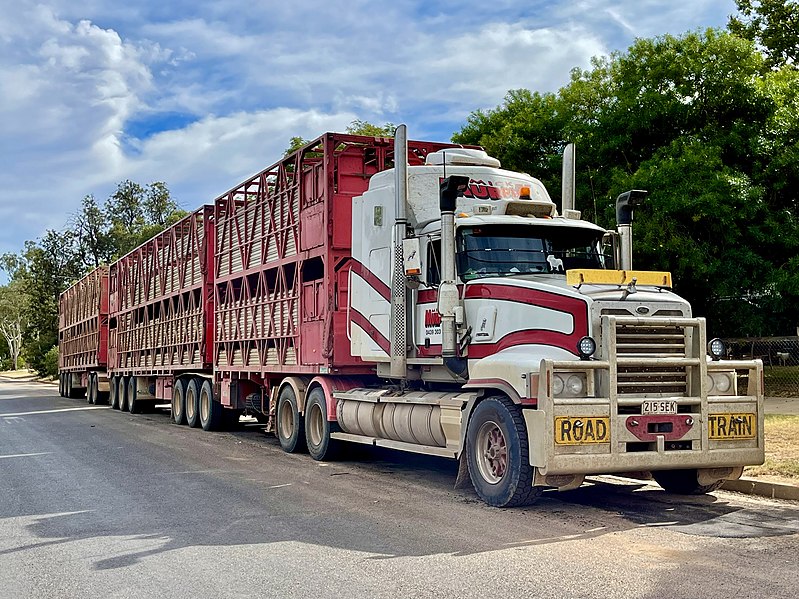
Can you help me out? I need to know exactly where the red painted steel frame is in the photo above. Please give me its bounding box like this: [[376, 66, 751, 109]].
[[108, 206, 215, 376], [213, 132, 466, 380], [58, 266, 109, 372]]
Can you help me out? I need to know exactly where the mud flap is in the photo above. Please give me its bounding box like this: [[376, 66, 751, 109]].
[[454, 453, 471, 490]]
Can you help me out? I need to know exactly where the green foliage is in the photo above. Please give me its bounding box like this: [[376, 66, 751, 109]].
[[284, 136, 309, 156], [42, 345, 59, 378], [3, 179, 183, 373], [729, 0, 799, 68], [345, 120, 396, 137], [453, 29, 799, 337], [104, 180, 185, 258]]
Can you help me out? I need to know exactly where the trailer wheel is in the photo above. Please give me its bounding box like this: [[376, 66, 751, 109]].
[[67, 374, 83, 399], [109, 377, 120, 410], [466, 397, 541, 508], [87, 373, 97, 404], [199, 379, 222, 432], [276, 385, 306, 453], [653, 469, 724, 495], [127, 376, 142, 414], [58, 373, 64, 397], [304, 387, 339, 461], [186, 378, 201, 428], [172, 378, 187, 425], [118, 377, 129, 411]]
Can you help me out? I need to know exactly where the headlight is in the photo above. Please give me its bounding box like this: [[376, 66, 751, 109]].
[[566, 374, 584, 395], [714, 373, 732, 393], [552, 372, 587, 397], [707, 371, 735, 395]]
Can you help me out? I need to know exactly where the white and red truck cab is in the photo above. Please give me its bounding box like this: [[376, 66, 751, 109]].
[[338, 126, 764, 506]]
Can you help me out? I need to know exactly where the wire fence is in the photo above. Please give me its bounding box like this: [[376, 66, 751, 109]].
[[722, 337, 799, 398]]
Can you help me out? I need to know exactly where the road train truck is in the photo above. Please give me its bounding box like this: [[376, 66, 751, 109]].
[[59, 126, 765, 507]]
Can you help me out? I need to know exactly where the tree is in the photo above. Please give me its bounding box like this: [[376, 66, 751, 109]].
[[0, 281, 28, 370], [8, 230, 82, 375], [453, 29, 799, 337], [345, 120, 396, 137], [72, 194, 114, 271], [729, 0, 799, 67], [104, 180, 185, 257]]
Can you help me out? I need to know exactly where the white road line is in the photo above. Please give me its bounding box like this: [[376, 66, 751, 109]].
[[0, 452, 53, 460], [0, 406, 111, 417]]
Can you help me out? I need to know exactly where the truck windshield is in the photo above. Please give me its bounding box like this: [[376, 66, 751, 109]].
[[457, 224, 607, 281]]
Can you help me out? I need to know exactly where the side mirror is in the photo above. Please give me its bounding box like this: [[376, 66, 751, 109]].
[[402, 238, 421, 276]]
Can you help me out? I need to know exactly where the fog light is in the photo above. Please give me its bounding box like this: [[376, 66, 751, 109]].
[[708, 338, 726, 361], [577, 336, 596, 360]]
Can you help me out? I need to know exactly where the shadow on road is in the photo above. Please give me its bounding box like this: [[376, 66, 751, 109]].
[[2, 403, 798, 571]]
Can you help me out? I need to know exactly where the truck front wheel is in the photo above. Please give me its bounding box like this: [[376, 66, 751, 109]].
[[652, 469, 724, 495], [466, 397, 541, 507]]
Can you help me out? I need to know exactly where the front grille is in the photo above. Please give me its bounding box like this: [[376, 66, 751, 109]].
[[613, 320, 689, 397]]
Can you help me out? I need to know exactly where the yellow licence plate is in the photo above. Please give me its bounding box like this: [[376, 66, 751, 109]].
[[555, 417, 610, 445], [708, 413, 756, 440]]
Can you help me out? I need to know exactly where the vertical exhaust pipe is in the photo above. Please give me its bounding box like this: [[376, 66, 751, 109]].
[[389, 125, 409, 378], [562, 143, 576, 213], [615, 190, 648, 270], [439, 175, 470, 380]]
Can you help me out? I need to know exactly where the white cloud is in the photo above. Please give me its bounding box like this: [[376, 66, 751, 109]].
[[0, 0, 739, 257], [122, 108, 357, 205]]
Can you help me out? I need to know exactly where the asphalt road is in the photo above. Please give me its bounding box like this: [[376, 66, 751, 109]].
[[1, 379, 798, 599]]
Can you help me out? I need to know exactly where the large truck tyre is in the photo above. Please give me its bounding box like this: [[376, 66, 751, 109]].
[[199, 379, 223, 431], [172, 378, 187, 425], [109, 376, 120, 410], [653, 469, 724, 495], [118, 377, 129, 412], [185, 378, 201, 428], [276, 385, 306, 453], [127, 376, 143, 414], [58, 373, 64, 397], [466, 397, 542, 508], [87, 373, 97, 404], [305, 387, 339, 461], [66, 373, 83, 399]]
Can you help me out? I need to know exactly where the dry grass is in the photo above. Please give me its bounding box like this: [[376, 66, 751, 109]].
[[745, 414, 799, 480]]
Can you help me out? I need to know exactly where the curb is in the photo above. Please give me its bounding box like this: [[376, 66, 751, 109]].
[[721, 477, 799, 501]]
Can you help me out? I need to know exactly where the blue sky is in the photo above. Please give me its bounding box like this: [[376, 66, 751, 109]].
[[0, 0, 738, 259]]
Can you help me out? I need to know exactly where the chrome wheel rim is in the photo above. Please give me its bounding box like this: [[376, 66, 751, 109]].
[[475, 420, 508, 485]]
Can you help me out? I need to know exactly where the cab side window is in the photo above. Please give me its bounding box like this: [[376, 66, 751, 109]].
[[427, 239, 441, 286]]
